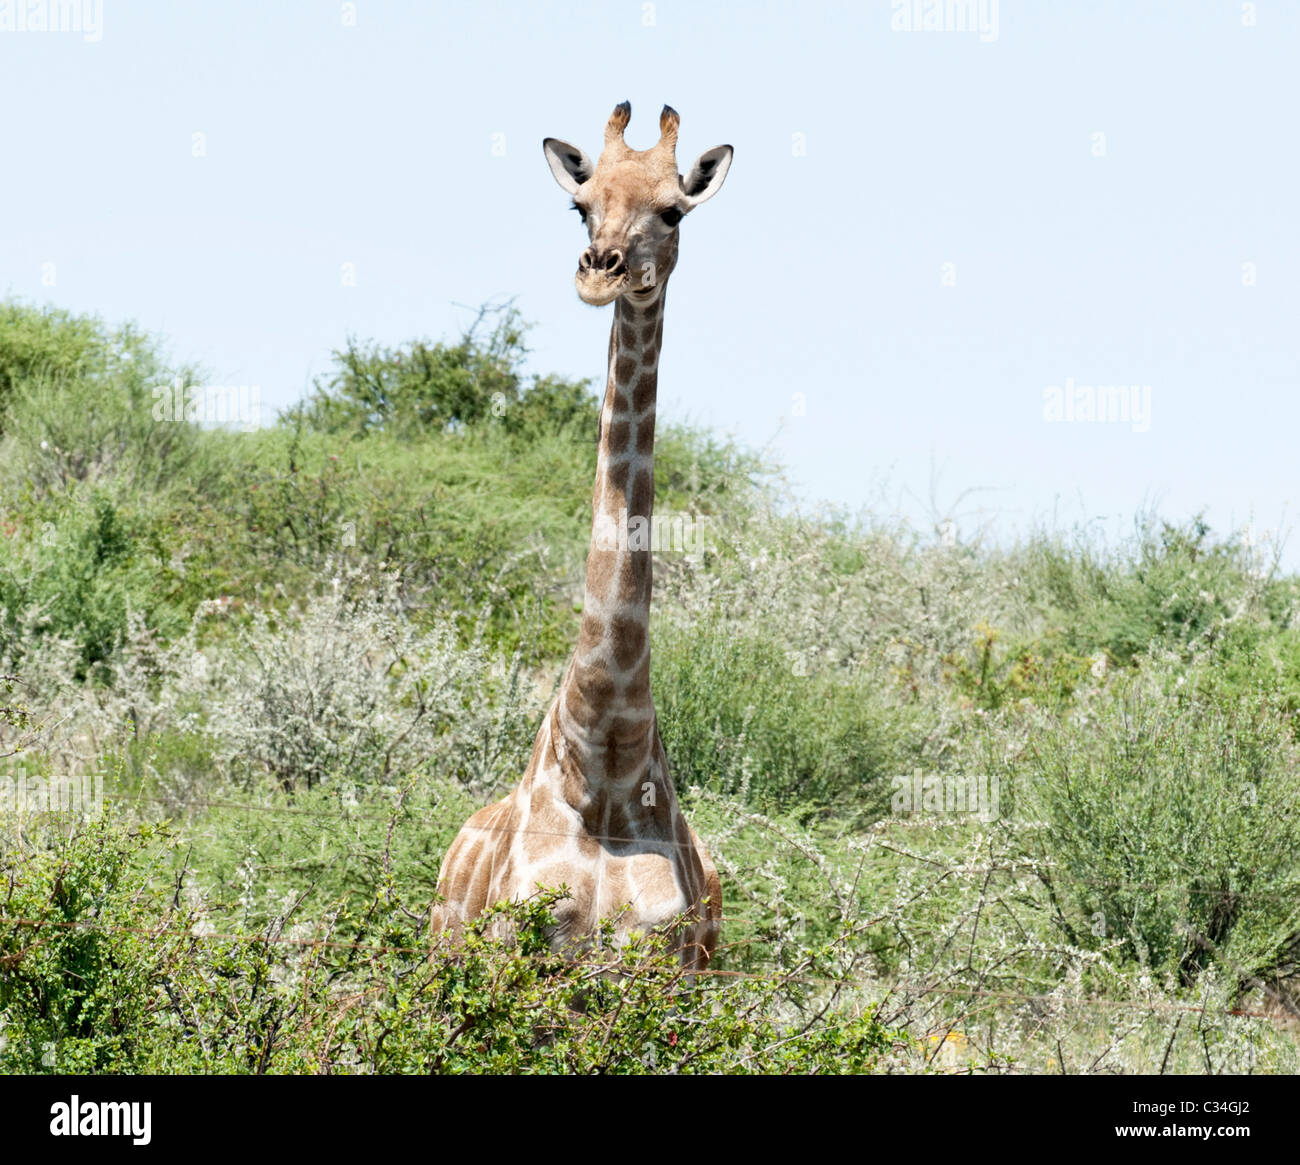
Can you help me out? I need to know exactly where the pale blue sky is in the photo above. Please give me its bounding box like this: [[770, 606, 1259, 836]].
[[2, 1, 1297, 566]]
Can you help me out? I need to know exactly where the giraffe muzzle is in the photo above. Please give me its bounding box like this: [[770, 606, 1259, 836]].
[[575, 266, 630, 306]]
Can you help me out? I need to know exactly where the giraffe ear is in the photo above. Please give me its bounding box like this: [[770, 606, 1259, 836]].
[[680, 145, 733, 207], [543, 138, 594, 194]]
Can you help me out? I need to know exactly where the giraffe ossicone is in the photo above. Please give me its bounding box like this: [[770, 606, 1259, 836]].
[[431, 103, 732, 970]]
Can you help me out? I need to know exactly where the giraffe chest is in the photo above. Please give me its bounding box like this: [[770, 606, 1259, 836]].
[[492, 722, 699, 946], [509, 840, 692, 942]]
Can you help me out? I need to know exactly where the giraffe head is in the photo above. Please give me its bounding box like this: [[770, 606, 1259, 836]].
[[543, 102, 733, 307]]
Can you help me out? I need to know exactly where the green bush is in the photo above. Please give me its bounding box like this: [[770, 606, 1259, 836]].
[[1015, 659, 1300, 986], [653, 617, 920, 813], [0, 814, 896, 1074], [0, 303, 225, 500], [0, 488, 190, 678], [293, 304, 599, 442], [1010, 517, 1272, 666], [0, 818, 183, 1072], [0, 302, 128, 429]]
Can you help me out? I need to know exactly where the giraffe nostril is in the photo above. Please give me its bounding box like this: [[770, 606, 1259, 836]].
[[580, 248, 627, 278]]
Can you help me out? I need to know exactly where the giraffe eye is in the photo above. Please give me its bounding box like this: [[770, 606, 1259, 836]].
[[659, 207, 684, 228], [571, 200, 588, 224]]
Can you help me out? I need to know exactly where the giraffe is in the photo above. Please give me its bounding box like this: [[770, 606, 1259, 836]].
[[431, 102, 732, 970]]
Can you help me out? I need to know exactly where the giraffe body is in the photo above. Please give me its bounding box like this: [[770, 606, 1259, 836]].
[[433, 103, 732, 969], [434, 704, 720, 964]]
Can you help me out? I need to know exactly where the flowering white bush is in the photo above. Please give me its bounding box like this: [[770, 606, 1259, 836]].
[[1, 563, 543, 801], [202, 566, 540, 793]]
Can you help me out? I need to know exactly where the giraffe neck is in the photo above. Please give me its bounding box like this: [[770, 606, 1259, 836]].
[[555, 290, 666, 775]]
